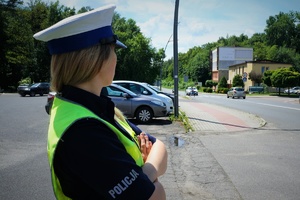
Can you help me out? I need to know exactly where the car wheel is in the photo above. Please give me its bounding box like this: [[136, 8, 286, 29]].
[[30, 91, 35, 97], [243, 96, 246, 99], [135, 106, 153, 123], [232, 96, 234, 99], [227, 95, 229, 98], [21, 94, 25, 97], [39, 92, 44, 96]]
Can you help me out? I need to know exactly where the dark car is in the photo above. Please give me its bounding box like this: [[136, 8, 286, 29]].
[[45, 84, 167, 123], [18, 82, 50, 97]]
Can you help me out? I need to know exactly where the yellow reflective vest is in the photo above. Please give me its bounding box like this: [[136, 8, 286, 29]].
[[47, 96, 143, 199]]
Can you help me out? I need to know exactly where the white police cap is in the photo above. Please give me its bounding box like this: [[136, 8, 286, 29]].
[[33, 4, 126, 55]]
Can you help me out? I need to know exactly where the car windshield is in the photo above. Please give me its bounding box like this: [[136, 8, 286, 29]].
[[235, 88, 244, 91], [30, 83, 40, 87], [109, 84, 138, 97], [139, 83, 156, 94], [147, 84, 160, 92]]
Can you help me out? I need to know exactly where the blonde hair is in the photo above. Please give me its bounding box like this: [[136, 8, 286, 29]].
[[114, 107, 126, 121], [50, 44, 111, 92]]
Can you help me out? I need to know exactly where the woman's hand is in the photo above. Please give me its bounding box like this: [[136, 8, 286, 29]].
[[138, 132, 152, 162]]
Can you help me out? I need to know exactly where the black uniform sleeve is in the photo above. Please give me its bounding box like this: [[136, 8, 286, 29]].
[[127, 120, 157, 143], [54, 118, 155, 199]]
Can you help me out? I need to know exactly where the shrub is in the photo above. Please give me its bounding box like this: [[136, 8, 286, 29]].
[[206, 88, 213, 93], [217, 87, 229, 93]]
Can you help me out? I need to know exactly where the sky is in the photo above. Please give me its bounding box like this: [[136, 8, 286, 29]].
[[30, 0, 300, 59]]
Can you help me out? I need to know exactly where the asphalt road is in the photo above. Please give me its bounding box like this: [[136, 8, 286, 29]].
[[195, 93, 300, 130], [1, 92, 300, 200], [0, 94, 54, 200], [181, 93, 300, 200]]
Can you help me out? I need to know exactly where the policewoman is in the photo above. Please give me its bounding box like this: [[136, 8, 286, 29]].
[[34, 4, 167, 200]]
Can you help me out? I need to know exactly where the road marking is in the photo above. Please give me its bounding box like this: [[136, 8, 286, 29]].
[[246, 101, 300, 111], [198, 95, 300, 111]]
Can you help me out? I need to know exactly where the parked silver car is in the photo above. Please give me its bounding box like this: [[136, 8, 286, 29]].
[[102, 84, 167, 123], [45, 84, 167, 123], [227, 87, 246, 99], [113, 80, 174, 115], [147, 84, 175, 104], [284, 86, 300, 94]]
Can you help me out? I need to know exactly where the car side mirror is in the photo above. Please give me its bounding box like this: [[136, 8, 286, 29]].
[[142, 91, 149, 95], [122, 93, 130, 99]]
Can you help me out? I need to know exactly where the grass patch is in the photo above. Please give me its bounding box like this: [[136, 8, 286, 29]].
[[169, 110, 194, 133]]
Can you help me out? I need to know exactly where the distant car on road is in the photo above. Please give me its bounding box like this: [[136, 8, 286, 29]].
[[284, 86, 300, 94], [17, 82, 50, 97], [227, 87, 246, 99], [185, 86, 198, 96]]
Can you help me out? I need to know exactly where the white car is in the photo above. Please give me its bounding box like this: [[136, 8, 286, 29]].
[[185, 86, 198, 96], [113, 80, 174, 115], [284, 86, 300, 94]]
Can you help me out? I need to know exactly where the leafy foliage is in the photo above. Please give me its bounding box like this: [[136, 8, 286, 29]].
[[1, 1, 300, 92], [112, 15, 160, 83], [0, 1, 162, 90], [218, 76, 227, 88], [205, 80, 218, 87], [248, 71, 263, 85], [262, 70, 274, 86], [232, 75, 244, 87], [271, 67, 300, 88]]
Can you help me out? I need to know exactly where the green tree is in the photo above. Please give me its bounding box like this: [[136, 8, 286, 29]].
[[1, 0, 34, 90], [253, 42, 268, 60], [0, 1, 10, 90], [262, 70, 274, 86], [265, 11, 300, 53], [232, 74, 244, 87], [271, 67, 300, 94], [267, 45, 296, 64], [248, 33, 266, 46], [188, 48, 210, 84], [113, 15, 159, 84], [218, 76, 228, 88], [248, 71, 262, 85], [205, 80, 218, 87]]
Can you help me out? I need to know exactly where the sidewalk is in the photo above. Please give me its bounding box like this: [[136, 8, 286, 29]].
[[179, 97, 266, 133], [139, 96, 265, 200]]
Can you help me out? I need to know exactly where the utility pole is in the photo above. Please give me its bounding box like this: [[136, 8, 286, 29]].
[[160, 34, 172, 91], [173, 0, 179, 117]]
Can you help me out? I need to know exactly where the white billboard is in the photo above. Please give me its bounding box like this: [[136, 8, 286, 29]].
[[218, 47, 253, 61], [219, 48, 235, 61]]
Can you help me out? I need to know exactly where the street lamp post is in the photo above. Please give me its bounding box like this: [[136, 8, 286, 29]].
[[160, 34, 173, 91], [173, 0, 179, 117]]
